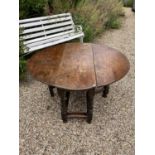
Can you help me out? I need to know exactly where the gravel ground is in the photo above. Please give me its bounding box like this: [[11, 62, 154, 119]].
[[19, 8, 135, 155]]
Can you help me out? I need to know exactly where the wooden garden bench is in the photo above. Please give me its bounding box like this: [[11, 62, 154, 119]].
[[19, 13, 84, 54]]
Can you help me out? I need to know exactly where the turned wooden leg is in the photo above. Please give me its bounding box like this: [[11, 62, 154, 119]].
[[48, 86, 55, 97], [102, 85, 110, 98], [86, 88, 95, 123], [57, 89, 70, 123]]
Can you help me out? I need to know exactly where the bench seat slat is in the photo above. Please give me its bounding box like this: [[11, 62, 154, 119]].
[[27, 32, 84, 48], [21, 21, 73, 34], [19, 13, 84, 53], [24, 30, 75, 45], [22, 25, 74, 40], [20, 16, 72, 28], [26, 32, 84, 53], [19, 13, 71, 24]]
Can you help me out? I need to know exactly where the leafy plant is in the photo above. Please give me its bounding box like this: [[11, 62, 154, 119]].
[[19, 0, 46, 19], [123, 0, 133, 7], [47, 0, 84, 13], [73, 14, 95, 42], [19, 28, 27, 80], [105, 15, 121, 29], [73, 0, 123, 41], [19, 58, 27, 80], [19, 0, 124, 41]]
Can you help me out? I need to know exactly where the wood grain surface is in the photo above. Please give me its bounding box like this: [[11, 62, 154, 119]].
[[27, 43, 130, 90], [92, 44, 130, 86]]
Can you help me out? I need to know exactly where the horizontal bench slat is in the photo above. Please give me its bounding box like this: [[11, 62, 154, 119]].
[[19, 13, 71, 24], [25, 32, 84, 53], [24, 30, 74, 45], [20, 16, 72, 28], [27, 32, 83, 48], [19, 13, 84, 53], [21, 21, 73, 34], [22, 25, 74, 40]]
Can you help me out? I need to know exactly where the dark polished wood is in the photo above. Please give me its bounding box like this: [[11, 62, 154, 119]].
[[27, 43, 129, 90], [102, 85, 110, 98], [57, 88, 95, 123], [86, 88, 95, 123], [27, 43, 130, 123], [28, 43, 96, 90], [67, 112, 87, 118], [48, 86, 55, 97], [57, 89, 70, 123], [92, 44, 130, 86]]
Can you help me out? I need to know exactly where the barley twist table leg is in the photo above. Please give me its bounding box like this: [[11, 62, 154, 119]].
[[48, 86, 55, 97], [102, 85, 110, 98], [86, 88, 95, 123], [57, 89, 70, 123]]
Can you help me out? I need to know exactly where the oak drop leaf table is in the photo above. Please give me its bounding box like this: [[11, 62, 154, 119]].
[[27, 43, 130, 123]]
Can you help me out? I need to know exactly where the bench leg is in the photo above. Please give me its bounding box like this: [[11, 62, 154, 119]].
[[57, 89, 70, 123], [86, 88, 95, 123], [102, 85, 110, 98], [80, 36, 83, 43], [48, 86, 55, 97]]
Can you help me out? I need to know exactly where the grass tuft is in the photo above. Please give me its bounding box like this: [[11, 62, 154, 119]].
[[105, 15, 121, 29]]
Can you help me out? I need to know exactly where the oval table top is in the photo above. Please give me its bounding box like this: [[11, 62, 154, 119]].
[[27, 43, 130, 90]]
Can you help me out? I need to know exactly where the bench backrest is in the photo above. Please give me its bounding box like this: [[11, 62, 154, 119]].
[[19, 13, 75, 47]]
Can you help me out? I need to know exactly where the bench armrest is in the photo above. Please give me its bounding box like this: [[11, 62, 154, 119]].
[[74, 25, 83, 32]]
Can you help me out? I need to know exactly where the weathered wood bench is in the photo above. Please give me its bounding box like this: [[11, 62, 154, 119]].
[[19, 13, 84, 54]]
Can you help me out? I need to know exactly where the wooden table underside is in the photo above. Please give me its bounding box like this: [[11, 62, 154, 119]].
[[27, 43, 130, 123], [48, 85, 109, 123]]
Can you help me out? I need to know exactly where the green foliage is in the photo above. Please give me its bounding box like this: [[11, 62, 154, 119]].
[[74, 0, 123, 41], [73, 14, 95, 42], [19, 0, 123, 41], [48, 0, 84, 12], [19, 28, 28, 55], [19, 28, 27, 80], [19, 58, 27, 80], [123, 0, 133, 7], [72, 0, 83, 8], [19, 0, 46, 19], [50, 0, 123, 42], [105, 15, 121, 29]]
